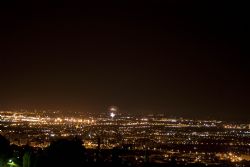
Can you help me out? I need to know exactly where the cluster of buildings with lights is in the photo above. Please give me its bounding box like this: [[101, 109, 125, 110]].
[[0, 110, 249, 166]]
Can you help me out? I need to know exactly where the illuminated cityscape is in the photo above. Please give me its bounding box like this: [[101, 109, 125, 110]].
[[0, 110, 249, 167], [0, 1, 248, 167]]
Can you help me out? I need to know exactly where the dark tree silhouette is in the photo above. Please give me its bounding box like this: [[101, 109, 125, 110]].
[[42, 138, 86, 167], [0, 134, 12, 166]]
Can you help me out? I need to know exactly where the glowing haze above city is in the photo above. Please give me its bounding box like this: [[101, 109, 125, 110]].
[[0, 1, 249, 121]]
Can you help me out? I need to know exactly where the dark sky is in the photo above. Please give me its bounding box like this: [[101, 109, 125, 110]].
[[0, 1, 249, 121]]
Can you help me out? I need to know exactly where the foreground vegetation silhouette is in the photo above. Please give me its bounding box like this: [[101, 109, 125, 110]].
[[0, 135, 249, 167]]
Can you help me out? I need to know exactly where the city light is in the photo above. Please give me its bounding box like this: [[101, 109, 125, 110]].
[[0, 110, 249, 166]]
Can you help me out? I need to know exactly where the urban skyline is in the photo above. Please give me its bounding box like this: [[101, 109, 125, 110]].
[[0, 109, 249, 167]]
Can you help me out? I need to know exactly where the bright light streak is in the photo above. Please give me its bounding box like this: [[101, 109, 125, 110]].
[[110, 107, 117, 112], [110, 112, 115, 118]]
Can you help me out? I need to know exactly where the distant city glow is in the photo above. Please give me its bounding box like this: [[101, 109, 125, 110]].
[[0, 109, 249, 166]]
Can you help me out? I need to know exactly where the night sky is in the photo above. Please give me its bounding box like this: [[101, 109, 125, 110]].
[[0, 1, 249, 121]]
